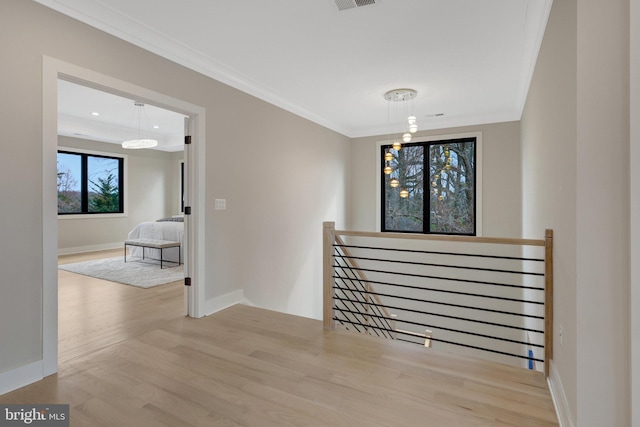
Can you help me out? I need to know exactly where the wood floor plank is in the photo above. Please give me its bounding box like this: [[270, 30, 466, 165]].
[[0, 250, 559, 426]]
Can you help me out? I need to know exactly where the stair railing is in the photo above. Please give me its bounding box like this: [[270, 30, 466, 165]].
[[323, 222, 554, 376]]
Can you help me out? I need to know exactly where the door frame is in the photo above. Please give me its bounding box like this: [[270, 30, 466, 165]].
[[42, 56, 207, 376]]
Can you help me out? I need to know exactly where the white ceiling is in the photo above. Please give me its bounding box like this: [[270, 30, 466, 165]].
[[58, 80, 187, 152], [41, 0, 552, 145]]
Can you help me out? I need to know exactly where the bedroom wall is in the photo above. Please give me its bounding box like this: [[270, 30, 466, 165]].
[[57, 136, 180, 254], [349, 121, 522, 238], [0, 0, 349, 388]]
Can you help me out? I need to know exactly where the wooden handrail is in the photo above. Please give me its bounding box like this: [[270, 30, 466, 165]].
[[334, 229, 545, 247]]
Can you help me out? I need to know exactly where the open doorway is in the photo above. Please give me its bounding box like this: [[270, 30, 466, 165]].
[[42, 57, 207, 377], [55, 80, 188, 363]]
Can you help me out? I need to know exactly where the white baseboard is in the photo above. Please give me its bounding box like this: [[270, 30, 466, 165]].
[[0, 360, 43, 396], [547, 360, 575, 427], [205, 289, 247, 316], [58, 242, 122, 256]]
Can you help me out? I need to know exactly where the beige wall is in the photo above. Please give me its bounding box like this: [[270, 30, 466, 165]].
[[57, 136, 181, 253], [225, 109, 350, 318], [521, 0, 578, 422], [522, 0, 631, 424], [349, 121, 522, 238], [0, 0, 349, 382], [631, 0, 640, 423], [575, 0, 630, 424]]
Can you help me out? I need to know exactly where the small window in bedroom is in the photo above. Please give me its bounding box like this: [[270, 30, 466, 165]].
[[57, 150, 124, 215], [381, 137, 477, 235]]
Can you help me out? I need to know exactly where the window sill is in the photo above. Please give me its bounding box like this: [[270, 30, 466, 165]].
[[58, 213, 127, 220]]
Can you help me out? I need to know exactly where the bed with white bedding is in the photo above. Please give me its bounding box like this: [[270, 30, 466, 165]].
[[126, 218, 183, 263]]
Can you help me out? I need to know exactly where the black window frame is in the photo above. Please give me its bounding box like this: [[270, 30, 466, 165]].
[[380, 137, 477, 236], [57, 149, 125, 215]]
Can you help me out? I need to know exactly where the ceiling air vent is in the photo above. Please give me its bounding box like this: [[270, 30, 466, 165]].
[[334, 0, 376, 12]]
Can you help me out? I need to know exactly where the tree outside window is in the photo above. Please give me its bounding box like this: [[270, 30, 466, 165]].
[[382, 137, 476, 235], [57, 150, 124, 215]]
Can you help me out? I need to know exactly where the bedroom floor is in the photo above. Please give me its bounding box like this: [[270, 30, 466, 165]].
[[57, 249, 184, 365]]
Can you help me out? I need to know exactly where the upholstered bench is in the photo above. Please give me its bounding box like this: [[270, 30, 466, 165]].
[[124, 238, 181, 269]]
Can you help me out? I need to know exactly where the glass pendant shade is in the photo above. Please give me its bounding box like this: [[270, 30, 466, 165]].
[[392, 141, 402, 151], [384, 151, 394, 161], [403, 132, 412, 143], [408, 115, 417, 133], [400, 189, 409, 198], [390, 178, 399, 188], [384, 165, 393, 174], [122, 102, 158, 149], [122, 139, 158, 149]]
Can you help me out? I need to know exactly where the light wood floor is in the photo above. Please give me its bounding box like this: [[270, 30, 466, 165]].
[[56, 249, 185, 365], [0, 250, 559, 426]]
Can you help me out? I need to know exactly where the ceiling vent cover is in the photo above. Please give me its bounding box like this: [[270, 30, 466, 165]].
[[335, 0, 376, 11]]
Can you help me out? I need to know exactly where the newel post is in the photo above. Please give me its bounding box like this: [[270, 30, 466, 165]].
[[544, 229, 554, 377], [323, 222, 336, 331]]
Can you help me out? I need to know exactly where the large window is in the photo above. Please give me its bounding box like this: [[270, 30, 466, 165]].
[[57, 150, 124, 215], [381, 137, 476, 235]]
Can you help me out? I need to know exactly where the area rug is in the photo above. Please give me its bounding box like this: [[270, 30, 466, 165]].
[[59, 256, 183, 288]]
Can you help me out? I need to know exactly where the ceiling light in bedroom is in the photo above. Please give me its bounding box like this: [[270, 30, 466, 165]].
[[122, 101, 158, 149]]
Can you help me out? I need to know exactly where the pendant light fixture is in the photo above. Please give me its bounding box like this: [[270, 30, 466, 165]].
[[122, 101, 158, 149], [384, 88, 418, 146], [384, 88, 418, 199]]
